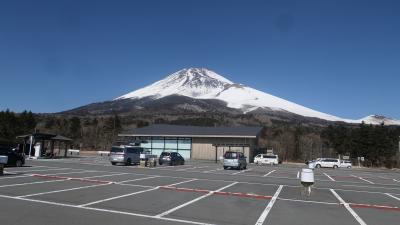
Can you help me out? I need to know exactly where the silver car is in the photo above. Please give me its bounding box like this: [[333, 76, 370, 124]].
[[109, 146, 143, 166], [223, 151, 247, 170]]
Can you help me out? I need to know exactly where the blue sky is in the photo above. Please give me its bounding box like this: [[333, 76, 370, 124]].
[[0, 0, 399, 119]]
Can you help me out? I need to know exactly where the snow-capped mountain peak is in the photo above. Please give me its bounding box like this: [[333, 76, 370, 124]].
[[116, 68, 234, 100], [116, 68, 399, 125], [355, 115, 400, 126]]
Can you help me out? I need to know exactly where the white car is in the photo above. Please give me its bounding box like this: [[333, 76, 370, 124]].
[[314, 158, 341, 169], [340, 160, 352, 168], [254, 154, 279, 165]]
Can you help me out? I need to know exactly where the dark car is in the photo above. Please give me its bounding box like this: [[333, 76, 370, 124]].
[[0, 145, 25, 167], [159, 152, 185, 166]]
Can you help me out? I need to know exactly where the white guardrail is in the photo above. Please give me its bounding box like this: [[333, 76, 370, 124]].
[[67, 149, 80, 155], [97, 151, 110, 156]]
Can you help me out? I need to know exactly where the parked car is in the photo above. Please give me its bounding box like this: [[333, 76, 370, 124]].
[[314, 158, 341, 169], [109, 146, 143, 165], [223, 151, 247, 170], [340, 160, 352, 168], [159, 152, 185, 166], [0, 147, 25, 167], [254, 154, 279, 165]]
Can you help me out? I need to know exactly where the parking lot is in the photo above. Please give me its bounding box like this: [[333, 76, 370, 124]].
[[1, 157, 399, 225]]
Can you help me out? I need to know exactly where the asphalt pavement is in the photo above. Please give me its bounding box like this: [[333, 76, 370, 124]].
[[0, 156, 399, 225]]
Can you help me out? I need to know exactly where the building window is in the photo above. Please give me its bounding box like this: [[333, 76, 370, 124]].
[[151, 137, 164, 149], [178, 138, 191, 150], [165, 138, 177, 150], [138, 137, 192, 159]]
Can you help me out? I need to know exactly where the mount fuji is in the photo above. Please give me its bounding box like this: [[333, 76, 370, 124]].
[[63, 68, 399, 126], [114, 68, 399, 125]]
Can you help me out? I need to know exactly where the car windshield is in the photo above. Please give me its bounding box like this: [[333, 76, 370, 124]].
[[110, 147, 123, 153], [224, 152, 238, 159]]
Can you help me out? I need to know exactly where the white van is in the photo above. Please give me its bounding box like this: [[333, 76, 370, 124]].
[[314, 158, 341, 169], [109, 146, 143, 166], [254, 154, 279, 165]]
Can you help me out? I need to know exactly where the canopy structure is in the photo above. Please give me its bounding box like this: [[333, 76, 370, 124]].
[[16, 132, 73, 158]]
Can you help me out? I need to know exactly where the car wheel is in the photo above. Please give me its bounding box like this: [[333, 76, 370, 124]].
[[15, 160, 23, 167], [111, 162, 116, 165], [181, 160, 184, 165], [316, 164, 321, 168], [126, 158, 131, 166], [223, 166, 227, 170], [347, 166, 351, 169], [333, 165, 338, 169], [243, 166, 247, 170]]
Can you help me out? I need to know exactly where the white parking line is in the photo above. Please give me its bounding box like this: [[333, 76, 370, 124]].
[[385, 193, 400, 201], [8, 165, 55, 170], [44, 170, 100, 176], [165, 179, 197, 187], [277, 197, 337, 205], [0, 174, 33, 180], [341, 184, 400, 190], [0, 173, 129, 188], [0, 178, 67, 188], [203, 168, 223, 173], [79, 187, 160, 207], [255, 185, 283, 225], [0, 194, 213, 225], [351, 175, 374, 184], [151, 165, 193, 170], [0, 168, 81, 180], [118, 183, 157, 188], [155, 182, 238, 218], [232, 169, 252, 175], [116, 176, 160, 184], [263, 170, 276, 177], [6, 168, 73, 173], [330, 189, 367, 225], [17, 183, 112, 198], [83, 173, 129, 179], [177, 166, 209, 171], [323, 173, 336, 181]]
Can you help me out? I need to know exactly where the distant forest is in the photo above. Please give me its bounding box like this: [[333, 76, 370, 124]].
[[1, 109, 399, 168]]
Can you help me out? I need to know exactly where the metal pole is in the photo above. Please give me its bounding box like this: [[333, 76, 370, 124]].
[[28, 135, 33, 158], [215, 146, 218, 163]]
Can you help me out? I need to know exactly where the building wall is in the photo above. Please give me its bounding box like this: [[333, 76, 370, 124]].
[[191, 137, 257, 162]]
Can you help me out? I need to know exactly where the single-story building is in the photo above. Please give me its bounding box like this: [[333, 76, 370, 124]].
[[16, 133, 73, 158], [118, 124, 262, 162]]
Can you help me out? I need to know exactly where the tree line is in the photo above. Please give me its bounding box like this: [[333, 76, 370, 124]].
[[0, 110, 399, 168], [322, 122, 400, 168], [0, 110, 36, 142]]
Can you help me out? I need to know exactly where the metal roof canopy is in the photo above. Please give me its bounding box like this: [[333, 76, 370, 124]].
[[119, 124, 262, 138], [16, 133, 72, 142], [212, 143, 250, 147], [16, 132, 73, 158]]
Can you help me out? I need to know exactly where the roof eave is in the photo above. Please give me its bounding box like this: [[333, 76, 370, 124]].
[[118, 134, 257, 138]]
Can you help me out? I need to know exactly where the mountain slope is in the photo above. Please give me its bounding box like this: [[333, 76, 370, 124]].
[[117, 68, 344, 121], [62, 68, 399, 125], [115, 68, 399, 125]]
